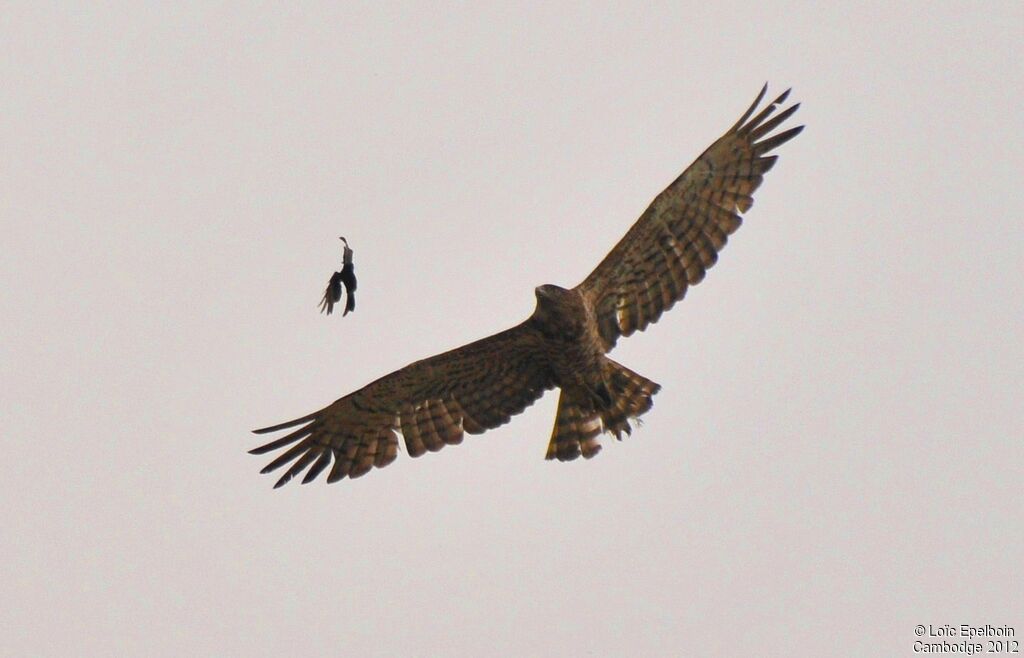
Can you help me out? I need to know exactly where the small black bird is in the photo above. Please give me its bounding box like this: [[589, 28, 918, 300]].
[[319, 237, 356, 316]]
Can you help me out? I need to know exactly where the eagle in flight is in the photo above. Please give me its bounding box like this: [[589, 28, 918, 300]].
[[252, 85, 803, 487]]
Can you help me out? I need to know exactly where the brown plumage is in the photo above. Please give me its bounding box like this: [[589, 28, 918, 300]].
[[252, 85, 803, 487]]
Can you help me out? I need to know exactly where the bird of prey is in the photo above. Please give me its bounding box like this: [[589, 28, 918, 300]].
[[252, 85, 803, 488], [318, 237, 356, 316]]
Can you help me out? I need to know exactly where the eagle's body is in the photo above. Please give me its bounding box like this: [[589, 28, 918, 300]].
[[252, 85, 803, 487], [529, 284, 659, 459]]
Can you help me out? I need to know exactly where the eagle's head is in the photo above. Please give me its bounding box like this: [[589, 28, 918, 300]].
[[532, 284, 583, 338], [534, 284, 570, 301]]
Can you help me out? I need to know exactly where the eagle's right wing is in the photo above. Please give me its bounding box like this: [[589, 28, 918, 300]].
[[251, 321, 554, 487], [576, 85, 803, 350]]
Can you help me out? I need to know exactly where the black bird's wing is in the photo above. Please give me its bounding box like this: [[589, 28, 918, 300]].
[[319, 272, 344, 315]]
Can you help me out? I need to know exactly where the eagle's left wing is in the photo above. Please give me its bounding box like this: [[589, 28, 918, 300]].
[[576, 85, 803, 350]]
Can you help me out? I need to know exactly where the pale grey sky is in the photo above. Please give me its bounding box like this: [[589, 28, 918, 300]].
[[2, 2, 1021, 657]]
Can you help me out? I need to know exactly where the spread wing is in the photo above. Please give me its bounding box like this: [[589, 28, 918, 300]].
[[250, 322, 554, 487], [318, 272, 344, 315], [576, 85, 803, 350]]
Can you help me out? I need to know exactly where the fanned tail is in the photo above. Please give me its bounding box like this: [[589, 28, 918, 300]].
[[546, 394, 603, 460], [545, 358, 660, 461]]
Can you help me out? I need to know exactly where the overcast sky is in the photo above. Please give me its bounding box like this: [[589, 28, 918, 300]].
[[2, 2, 1021, 656]]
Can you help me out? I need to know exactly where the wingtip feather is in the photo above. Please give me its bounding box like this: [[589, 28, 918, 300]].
[[756, 125, 805, 153], [729, 84, 770, 132], [253, 411, 320, 435], [248, 423, 315, 454], [301, 451, 333, 484]]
